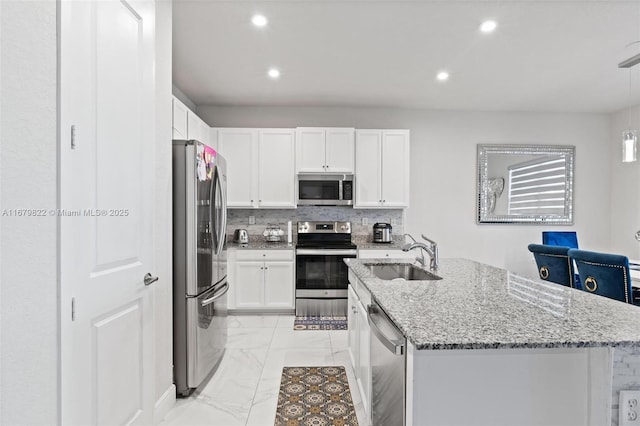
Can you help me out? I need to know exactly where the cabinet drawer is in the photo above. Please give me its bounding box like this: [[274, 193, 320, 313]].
[[235, 249, 294, 262], [358, 249, 415, 259]]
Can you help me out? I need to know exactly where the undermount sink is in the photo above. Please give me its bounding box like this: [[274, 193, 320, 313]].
[[366, 263, 442, 281]]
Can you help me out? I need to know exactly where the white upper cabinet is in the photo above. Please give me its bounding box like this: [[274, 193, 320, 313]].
[[172, 97, 188, 139], [354, 130, 382, 208], [296, 127, 355, 173], [217, 128, 258, 208], [187, 111, 211, 146], [355, 129, 410, 208], [258, 129, 296, 208], [171, 96, 213, 147], [216, 128, 296, 209]]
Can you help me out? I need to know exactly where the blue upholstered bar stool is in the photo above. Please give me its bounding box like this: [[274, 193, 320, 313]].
[[568, 249, 634, 305], [527, 244, 576, 288], [542, 231, 580, 287]]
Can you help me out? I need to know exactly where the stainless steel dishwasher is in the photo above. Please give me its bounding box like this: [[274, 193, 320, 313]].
[[368, 301, 406, 426]]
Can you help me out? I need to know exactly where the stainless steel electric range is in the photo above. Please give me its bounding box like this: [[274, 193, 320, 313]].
[[295, 221, 357, 316]]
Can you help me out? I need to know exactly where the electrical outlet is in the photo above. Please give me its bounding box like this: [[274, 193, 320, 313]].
[[362, 217, 369, 225], [620, 390, 640, 425], [390, 217, 397, 226], [249, 215, 255, 225]]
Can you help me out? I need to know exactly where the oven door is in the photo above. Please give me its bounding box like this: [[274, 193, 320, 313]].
[[295, 249, 357, 291]]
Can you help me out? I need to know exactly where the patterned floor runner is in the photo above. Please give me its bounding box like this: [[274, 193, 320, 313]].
[[293, 316, 348, 330], [275, 366, 359, 426]]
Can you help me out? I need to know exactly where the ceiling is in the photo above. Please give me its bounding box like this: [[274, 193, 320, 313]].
[[173, 0, 640, 114]]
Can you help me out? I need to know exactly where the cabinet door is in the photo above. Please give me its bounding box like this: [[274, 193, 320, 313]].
[[234, 261, 265, 309], [354, 130, 382, 208], [217, 128, 258, 208], [357, 299, 371, 417], [258, 129, 296, 208], [325, 128, 355, 173], [381, 130, 410, 207], [198, 117, 210, 146], [172, 97, 188, 139], [296, 128, 326, 173], [347, 285, 359, 375], [263, 261, 294, 308], [186, 110, 201, 141], [358, 249, 415, 259]]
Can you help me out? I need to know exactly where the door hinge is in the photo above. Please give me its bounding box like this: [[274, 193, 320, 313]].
[[71, 297, 76, 321], [70, 125, 76, 150]]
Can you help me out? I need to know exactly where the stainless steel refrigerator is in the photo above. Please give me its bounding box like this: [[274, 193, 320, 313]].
[[172, 139, 229, 396]]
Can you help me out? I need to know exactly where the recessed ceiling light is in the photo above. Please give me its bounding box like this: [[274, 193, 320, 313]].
[[251, 14, 268, 27], [268, 68, 280, 79], [480, 20, 497, 33], [436, 71, 449, 81]]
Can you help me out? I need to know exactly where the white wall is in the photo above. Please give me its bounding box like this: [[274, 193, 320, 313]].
[[199, 105, 612, 276], [0, 1, 59, 424], [154, 0, 175, 421], [609, 105, 640, 259]]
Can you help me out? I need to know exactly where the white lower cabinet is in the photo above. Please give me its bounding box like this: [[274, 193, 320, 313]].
[[356, 297, 370, 417], [347, 273, 372, 424], [229, 249, 294, 311], [348, 286, 360, 369]]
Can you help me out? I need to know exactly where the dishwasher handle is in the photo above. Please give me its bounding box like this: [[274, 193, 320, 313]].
[[367, 304, 405, 356]]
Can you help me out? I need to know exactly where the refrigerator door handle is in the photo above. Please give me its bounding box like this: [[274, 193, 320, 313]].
[[211, 167, 220, 256], [219, 169, 228, 254], [213, 166, 227, 256], [201, 281, 229, 307]]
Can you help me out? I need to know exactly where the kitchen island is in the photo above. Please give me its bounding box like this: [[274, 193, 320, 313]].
[[345, 257, 640, 426]]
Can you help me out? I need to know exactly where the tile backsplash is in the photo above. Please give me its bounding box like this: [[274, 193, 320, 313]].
[[226, 206, 404, 237]]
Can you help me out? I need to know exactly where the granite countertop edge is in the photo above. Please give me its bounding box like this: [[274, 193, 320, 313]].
[[227, 237, 295, 250], [345, 257, 640, 351]]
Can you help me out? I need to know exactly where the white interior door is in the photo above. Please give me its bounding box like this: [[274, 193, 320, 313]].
[[60, 0, 156, 424]]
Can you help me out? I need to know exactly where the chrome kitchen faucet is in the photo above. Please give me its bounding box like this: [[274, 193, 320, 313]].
[[402, 234, 439, 271]]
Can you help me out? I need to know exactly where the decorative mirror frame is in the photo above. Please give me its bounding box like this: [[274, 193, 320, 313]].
[[477, 144, 575, 224]]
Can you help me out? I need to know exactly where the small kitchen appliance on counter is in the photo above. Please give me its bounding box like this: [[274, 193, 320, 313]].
[[233, 229, 249, 244], [263, 224, 284, 242], [373, 222, 393, 243]]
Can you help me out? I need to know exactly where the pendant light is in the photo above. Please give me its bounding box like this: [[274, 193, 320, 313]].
[[620, 40, 640, 163], [623, 130, 637, 163]]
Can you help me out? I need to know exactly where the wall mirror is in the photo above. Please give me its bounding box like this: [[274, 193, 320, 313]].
[[477, 144, 575, 224]]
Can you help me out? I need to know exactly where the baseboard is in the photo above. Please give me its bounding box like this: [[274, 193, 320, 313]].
[[154, 384, 176, 424]]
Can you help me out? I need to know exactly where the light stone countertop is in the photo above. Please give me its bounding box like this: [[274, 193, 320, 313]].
[[352, 234, 405, 250], [345, 257, 640, 350], [226, 236, 294, 250]]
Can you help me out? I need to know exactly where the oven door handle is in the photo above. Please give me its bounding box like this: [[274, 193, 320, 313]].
[[296, 249, 358, 256]]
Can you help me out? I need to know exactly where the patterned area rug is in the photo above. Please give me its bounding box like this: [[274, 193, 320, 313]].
[[293, 316, 348, 330], [275, 366, 359, 426]]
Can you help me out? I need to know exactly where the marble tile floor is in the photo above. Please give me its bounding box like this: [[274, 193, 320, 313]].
[[160, 314, 367, 426]]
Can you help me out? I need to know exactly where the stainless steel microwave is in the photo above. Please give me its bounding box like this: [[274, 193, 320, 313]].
[[297, 174, 354, 206]]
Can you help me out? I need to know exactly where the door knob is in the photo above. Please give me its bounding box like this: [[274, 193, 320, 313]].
[[144, 273, 159, 286], [636, 230, 640, 242]]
